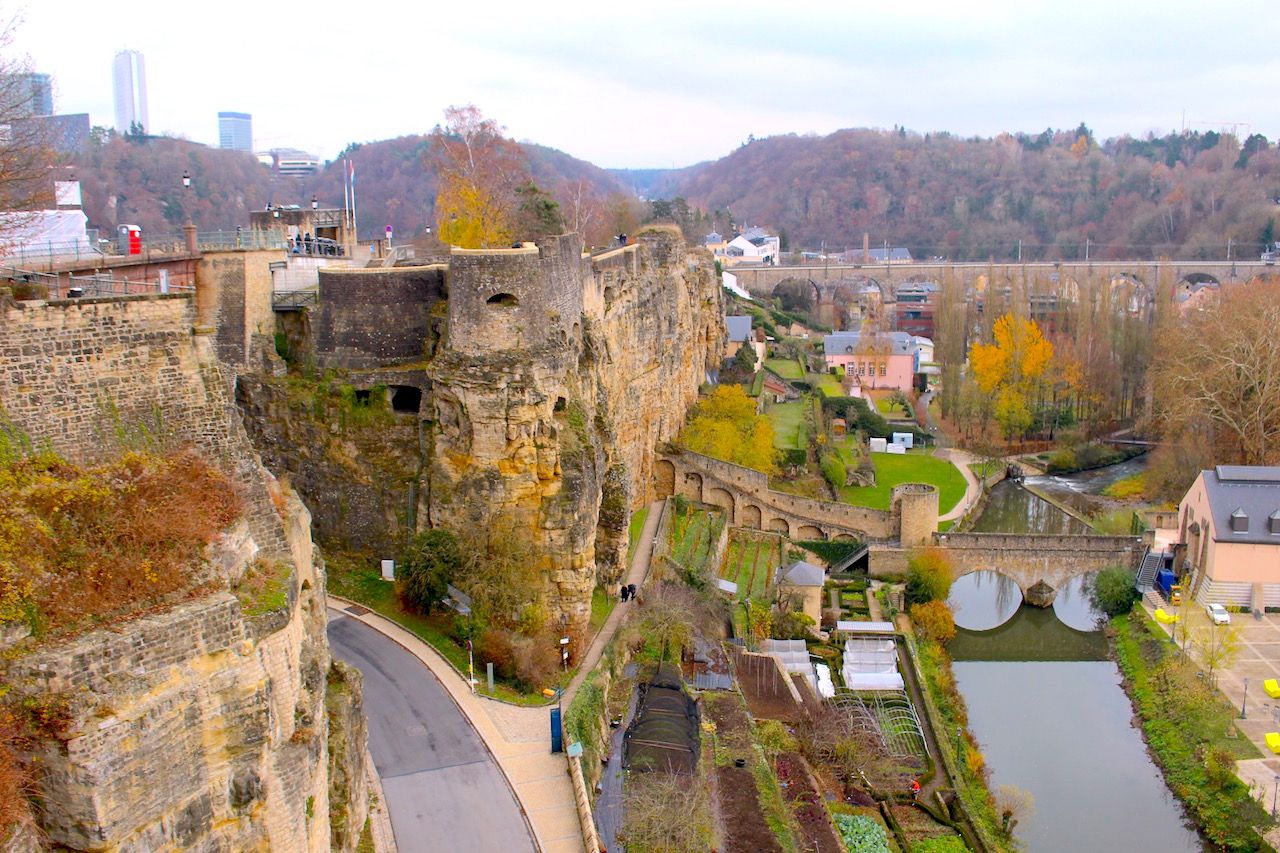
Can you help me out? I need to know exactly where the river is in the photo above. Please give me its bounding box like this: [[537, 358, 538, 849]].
[[949, 461, 1204, 852]]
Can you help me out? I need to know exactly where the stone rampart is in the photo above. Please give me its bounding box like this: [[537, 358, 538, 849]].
[[657, 450, 900, 541], [0, 292, 367, 850], [313, 264, 447, 368], [195, 248, 279, 366]]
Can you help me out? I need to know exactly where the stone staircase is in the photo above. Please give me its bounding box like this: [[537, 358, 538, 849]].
[[1135, 548, 1163, 593]]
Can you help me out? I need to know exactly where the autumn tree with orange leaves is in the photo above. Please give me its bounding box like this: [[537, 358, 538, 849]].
[[969, 314, 1055, 441], [430, 105, 527, 248]]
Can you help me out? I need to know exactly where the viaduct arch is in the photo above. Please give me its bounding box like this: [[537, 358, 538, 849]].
[[935, 532, 1144, 595]]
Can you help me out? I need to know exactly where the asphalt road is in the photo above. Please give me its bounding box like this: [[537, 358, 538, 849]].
[[327, 611, 536, 853]]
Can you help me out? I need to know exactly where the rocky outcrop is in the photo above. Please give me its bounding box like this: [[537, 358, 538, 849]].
[[238, 228, 723, 630], [426, 228, 723, 626], [0, 293, 367, 851]]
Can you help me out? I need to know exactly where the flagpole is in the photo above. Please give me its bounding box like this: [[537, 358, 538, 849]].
[[350, 160, 358, 253], [342, 156, 352, 256]]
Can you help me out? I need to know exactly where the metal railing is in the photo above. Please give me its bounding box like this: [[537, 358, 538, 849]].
[[1, 239, 106, 265], [199, 230, 289, 252], [2, 265, 193, 299], [272, 288, 318, 311]]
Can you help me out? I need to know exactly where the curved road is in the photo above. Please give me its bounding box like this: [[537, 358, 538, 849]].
[[328, 610, 536, 853]]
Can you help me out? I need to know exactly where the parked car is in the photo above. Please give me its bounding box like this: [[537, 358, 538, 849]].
[[1207, 603, 1230, 625]]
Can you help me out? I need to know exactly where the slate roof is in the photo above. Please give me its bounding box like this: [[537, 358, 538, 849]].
[[1201, 466, 1280, 544], [781, 560, 825, 587], [725, 315, 753, 343], [823, 330, 916, 356]]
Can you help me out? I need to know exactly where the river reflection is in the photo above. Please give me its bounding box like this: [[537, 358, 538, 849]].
[[951, 465, 1202, 852], [954, 661, 1204, 853], [969, 479, 1090, 534], [947, 571, 1022, 631]]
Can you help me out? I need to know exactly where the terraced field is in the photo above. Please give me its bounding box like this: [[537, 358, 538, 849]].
[[719, 530, 784, 602], [666, 504, 728, 579]]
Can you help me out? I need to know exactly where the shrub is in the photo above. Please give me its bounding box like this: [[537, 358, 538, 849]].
[[475, 628, 518, 681], [511, 631, 561, 691], [1089, 565, 1139, 617], [396, 529, 461, 614], [820, 452, 847, 488], [0, 447, 243, 634], [796, 539, 863, 566], [905, 547, 954, 605], [772, 609, 816, 640], [911, 600, 957, 644]]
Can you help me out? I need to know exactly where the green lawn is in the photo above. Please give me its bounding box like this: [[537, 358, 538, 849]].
[[968, 460, 1002, 480], [627, 505, 650, 562], [590, 585, 616, 633], [807, 372, 844, 396], [838, 450, 967, 513], [872, 393, 907, 416], [764, 358, 804, 380], [768, 401, 807, 449]]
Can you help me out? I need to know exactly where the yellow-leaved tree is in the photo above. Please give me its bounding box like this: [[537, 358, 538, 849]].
[[679, 386, 777, 474], [431, 105, 524, 248], [969, 314, 1054, 441]]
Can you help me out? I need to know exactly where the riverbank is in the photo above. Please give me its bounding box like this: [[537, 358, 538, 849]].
[[1111, 611, 1274, 852]]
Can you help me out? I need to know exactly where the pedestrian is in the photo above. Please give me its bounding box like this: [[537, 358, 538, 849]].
[[627, 583, 636, 600], [620, 585, 629, 603]]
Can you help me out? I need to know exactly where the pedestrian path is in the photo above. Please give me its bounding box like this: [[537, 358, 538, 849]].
[[327, 596, 584, 853], [935, 447, 982, 523], [562, 500, 663, 709]]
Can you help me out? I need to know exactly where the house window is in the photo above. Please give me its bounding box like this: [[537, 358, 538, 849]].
[[879, 363, 887, 377], [858, 363, 865, 376]]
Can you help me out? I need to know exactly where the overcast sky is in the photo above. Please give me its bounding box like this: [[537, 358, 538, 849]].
[[15, 0, 1280, 169]]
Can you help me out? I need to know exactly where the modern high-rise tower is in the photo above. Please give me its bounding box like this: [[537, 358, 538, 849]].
[[112, 49, 148, 134], [217, 111, 253, 151]]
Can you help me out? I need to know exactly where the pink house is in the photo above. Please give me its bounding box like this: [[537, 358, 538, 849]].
[[822, 331, 920, 393], [1173, 466, 1280, 610]]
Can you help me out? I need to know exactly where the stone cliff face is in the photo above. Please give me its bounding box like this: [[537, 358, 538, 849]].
[[427, 227, 723, 626], [236, 228, 723, 630], [0, 293, 367, 851]]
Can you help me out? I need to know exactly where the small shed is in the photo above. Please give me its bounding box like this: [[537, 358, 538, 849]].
[[831, 417, 847, 437], [777, 560, 825, 625]]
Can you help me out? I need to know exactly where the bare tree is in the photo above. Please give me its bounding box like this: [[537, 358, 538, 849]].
[[1153, 282, 1280, 466], [0, 17, 56, 245], [994, 784, 1035, 836]]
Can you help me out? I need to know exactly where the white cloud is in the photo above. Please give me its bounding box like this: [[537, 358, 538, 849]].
[[15, 0, 1280, 167]]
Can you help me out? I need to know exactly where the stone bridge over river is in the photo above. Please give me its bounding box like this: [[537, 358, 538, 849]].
[[932, 532, 1145, 595]]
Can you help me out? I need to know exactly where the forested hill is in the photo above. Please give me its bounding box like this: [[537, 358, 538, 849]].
[[67, 125, 1280, 259], [69, 133, 629, 244], [664, 127, 1280, 261]]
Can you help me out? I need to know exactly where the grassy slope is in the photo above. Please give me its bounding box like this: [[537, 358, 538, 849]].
[[839, 450, 966, 513]]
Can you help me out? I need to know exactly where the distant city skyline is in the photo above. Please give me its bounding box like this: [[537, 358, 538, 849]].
[[217, 111, 252, 151], [16, 72, 53, 116], [17, 1, 1280, 168], [111, 49, 147, 134]]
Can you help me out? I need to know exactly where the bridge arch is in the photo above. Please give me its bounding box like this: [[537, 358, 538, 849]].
[[740, 504, 762, 529], [767, 517, 791, 537], [655, 459, 675, 500], [679, 472, 703, 501], [705, 486, 735, 516], [797, 524, 824, 541]]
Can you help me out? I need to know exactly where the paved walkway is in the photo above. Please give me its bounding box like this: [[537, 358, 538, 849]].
[[327, 596, 584, 853], [562, 500, 663, 709], [934, 447, 982, 523]]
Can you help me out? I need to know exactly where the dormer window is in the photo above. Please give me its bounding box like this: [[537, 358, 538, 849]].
[[1230, 508, 1249, 533]]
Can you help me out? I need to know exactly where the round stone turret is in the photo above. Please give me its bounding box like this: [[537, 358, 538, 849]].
[[893, 482, 939, 547]]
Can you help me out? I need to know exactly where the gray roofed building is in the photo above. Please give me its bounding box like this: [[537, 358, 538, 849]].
[[1200, 466, 1280, 545], [779, 560, 825, 587], [823, 330, 917, 356], [725, 315, 753, 343]]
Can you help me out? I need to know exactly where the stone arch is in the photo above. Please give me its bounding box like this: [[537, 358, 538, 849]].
[[486, 292, 519, 307], [766, 517, 790, 537], [679, 471, 703, 501], [741, 504, 762, 530], [655, 459, 676, 500], [706, 486, 735, 516], [797, 524, 824, 541], [1179, 271, 1220, 287], [832, 533, 857, 542]]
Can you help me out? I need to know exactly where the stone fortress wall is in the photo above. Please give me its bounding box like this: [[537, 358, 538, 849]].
[[0, 291, 367, 851]]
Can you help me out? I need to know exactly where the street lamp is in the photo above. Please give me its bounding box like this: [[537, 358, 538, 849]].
[[1242, 678, 1250, 719], [181, 171, 191, 189], [311, 195, 318, 211], [1273, 774, 1279, 817]]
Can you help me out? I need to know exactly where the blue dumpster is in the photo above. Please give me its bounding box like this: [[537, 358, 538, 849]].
[[550, 707, 563, 753]]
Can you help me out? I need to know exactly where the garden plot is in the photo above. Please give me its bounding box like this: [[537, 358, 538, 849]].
[[719, 530, 783, 601]]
